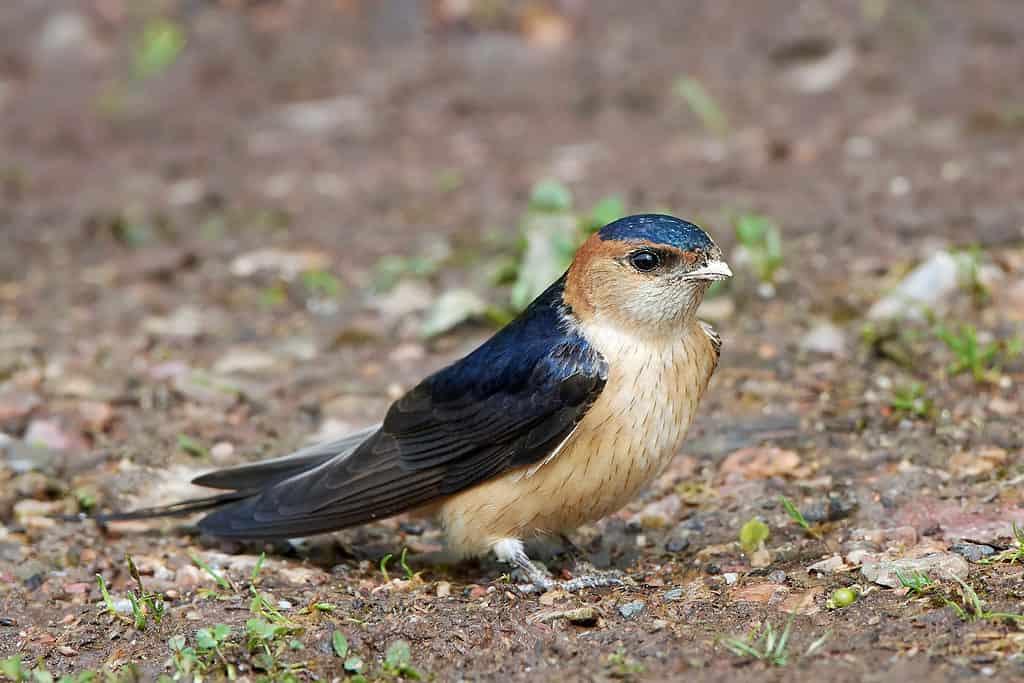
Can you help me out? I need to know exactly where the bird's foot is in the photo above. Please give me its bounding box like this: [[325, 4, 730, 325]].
[[493, 537, 624, 595], [512, 560, 624, 594]]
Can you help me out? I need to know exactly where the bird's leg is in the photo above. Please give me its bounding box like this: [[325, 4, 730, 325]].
[[492, 538, 622, 594]]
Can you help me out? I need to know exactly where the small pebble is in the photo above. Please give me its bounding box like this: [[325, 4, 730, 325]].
[[210, 442, 235, 461], [950, 542, 996, 563], [767, 570, 787, 584], [618, 600, 646, 619], [723, 572, 738, 586], [563, 607, 599, 626], [665, 536, 690, 553], [435, 581, 451, 598], [663, 588, 684, 601]]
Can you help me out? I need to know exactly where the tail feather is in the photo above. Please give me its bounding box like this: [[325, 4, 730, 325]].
[[89, 490, 253, 523], [78, 427, 380, 528]]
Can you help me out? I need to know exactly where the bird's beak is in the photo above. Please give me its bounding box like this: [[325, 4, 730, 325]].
[[685, 259, 733, 282]]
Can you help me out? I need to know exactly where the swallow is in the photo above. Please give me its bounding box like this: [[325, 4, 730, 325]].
[[100, 214, 731, 592]]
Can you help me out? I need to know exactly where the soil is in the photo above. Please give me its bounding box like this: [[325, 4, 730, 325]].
[[2, 1, 1024, 681]]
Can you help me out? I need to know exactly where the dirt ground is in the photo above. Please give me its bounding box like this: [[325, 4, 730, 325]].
[[2, 1, 1024, 681]]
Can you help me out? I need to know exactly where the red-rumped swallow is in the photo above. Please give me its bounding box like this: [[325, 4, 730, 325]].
[[102, 214, 731, 592]]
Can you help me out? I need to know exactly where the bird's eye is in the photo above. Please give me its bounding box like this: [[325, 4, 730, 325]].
[[629, 250, 661, 272]]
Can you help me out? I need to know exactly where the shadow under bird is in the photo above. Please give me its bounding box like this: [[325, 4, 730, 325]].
[[97, 213, 732, 592]]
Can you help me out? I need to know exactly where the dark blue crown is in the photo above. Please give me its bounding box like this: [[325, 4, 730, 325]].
[[598, 214, 714, 252]]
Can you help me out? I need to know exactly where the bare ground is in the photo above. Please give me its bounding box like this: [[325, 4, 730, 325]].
[[2, 1, 1024, 681]]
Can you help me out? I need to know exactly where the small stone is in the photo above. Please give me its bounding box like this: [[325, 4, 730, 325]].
[[210, 442, 235, 461], [618, 600, 645, 619], [389, 343, 426, 364], [1, 433, 58, 473], [371, 280, 434, 319], [720, 446, 801, 480], [663, 588, 684, 601], [950, 542, 997, 563], [800, 498, 855, 524], [276, 96, 372, 137], [24, 418, 81, 453], [230, 249, 331, 279], [563, 607, 599, 626], [860, 551, 969, 588], [767, 570, 787, 584], [0, 389, 41, 422], [749, 549, 772, 568], [36, 12, 99, 64], [637, 494, 681, 530], [807, 555, 846, 574], [213, 349, 279, 375], [112, 599, 133, 615], [731, 582, 784, 604], [723, 572, 739, 586], [435, 581, 451, 598], [801, 323, 846, 356], [143, 306, 204, 338], [697, 297, 735, 321], [868, 251, 960, 321], [665, 536, 690, 553], [949, 448, 1007, 479], [78, 401, 114, 432]]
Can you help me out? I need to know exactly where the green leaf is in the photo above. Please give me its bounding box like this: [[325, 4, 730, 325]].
[[420, 288, 488, 339], [673, 76, 729, 136], [528, 180, 573, 213], [167, 635, 187, 652], [245, 618, 278, 641], [332, 630, 349, 658], [300, 269, 342, 298], [1, 656, 23, 682], [176, 433, 208, 458], [586, 196, 626, 232], [343, 656, 364, 673], [195, 628, 217, 649], [511, 213, 580, 311], [213, 623, 231, 642], [31, 670, 53, 683], [739, 518, 770, 554], [134, 19, 185, 80], [385, 639, 413, 669]]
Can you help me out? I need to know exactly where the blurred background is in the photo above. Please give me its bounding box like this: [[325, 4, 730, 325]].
[[1, 1, 1024, 678]]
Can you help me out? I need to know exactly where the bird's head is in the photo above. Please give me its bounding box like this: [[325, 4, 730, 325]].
[[564, 214, 731, 334]]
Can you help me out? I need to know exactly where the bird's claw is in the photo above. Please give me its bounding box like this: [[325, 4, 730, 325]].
[[513, 566, 624, 594]]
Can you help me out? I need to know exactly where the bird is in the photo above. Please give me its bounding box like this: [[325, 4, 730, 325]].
[[97, 213, 731, 593]]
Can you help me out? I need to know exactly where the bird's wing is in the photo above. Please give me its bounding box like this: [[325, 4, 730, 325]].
[[198, 284, 608, 538]]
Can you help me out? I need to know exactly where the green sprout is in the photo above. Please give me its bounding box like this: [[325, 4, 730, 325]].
[[935, 324, 1001, 381], [944, 574, 1024, 623], [779, 496, 820, 538], [734, 213, 783, 285], [979, 522, 1024, 565], [739, 518, 770, 555], [673, 77, 730, 137], [895, 569, 934, 597], [190, 552, 234, 591], [890, 383, 932, 418], [722, 617, 793, 666], [134, 18, 185, 80]]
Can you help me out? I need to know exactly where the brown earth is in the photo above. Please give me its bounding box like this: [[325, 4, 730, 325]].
[[2, 1, 1024, 681]]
